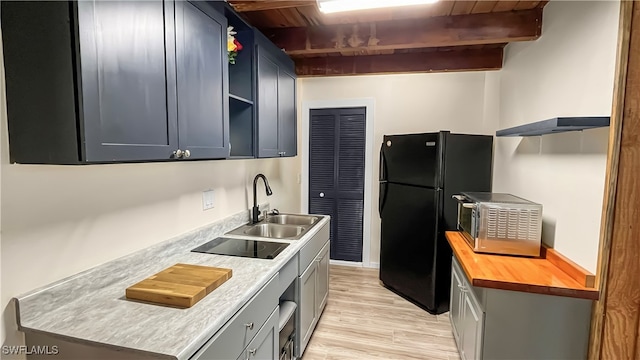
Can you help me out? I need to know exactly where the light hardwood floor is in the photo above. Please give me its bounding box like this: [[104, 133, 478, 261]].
[[302, 265, 461, 360]]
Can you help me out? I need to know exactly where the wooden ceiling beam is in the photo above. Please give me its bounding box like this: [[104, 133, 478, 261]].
[[294, 47, 504, 76], [264, 9, 542, 56], [228, 1, 314, 12]]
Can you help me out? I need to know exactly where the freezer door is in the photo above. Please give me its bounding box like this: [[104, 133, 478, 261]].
[[379, 183, 442, 312], [381, 133, 443, 188]]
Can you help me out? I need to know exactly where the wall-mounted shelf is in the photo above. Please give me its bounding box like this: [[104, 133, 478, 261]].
[[496, 117, 610, 137]]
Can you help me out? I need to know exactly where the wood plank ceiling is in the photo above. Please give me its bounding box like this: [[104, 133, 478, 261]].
[[229, 0, 548, 76]]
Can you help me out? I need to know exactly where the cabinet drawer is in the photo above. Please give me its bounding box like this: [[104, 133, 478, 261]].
[[191, 274, 279, 360], [278, 254, 298, 295], [240, 306, 279, 360], [299, 222, 329, 275]]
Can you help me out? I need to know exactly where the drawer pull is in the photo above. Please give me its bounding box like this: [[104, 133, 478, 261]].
[[245, 322, 254, 330]]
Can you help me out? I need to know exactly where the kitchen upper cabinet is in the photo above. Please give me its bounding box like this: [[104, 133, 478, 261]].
[[256, 49, 280, 158], [256, 32, 297, 158], [1, 0, 228, 164], [278, 71, 297, 157], [175, 1, 229, 160], [77, 0, 179, 162]]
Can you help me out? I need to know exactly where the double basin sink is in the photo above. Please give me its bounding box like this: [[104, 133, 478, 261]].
[[226, 214, 321, 240]]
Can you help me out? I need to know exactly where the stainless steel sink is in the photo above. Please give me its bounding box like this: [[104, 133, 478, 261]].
[[265, 214, 319, 226], [243, 224, 305, 239], [226, 214, 322, 240]]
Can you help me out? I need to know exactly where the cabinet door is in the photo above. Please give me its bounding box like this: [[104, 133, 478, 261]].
[[77, 0, 179, 162], [299, 262, 318, 355], [242, 307, 279, 360], [450, 262, 464, 344], [461, 293, 484, 360], [175, 1, 229, 159], [256, 47, 280, 158], [316, 242, 330, 314], [278, 70, 296, 157]]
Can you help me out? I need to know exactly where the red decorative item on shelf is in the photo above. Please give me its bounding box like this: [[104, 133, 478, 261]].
[[228, 26, 243, 65]]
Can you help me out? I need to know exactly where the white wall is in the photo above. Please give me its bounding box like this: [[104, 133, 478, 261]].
[[0, 34, 302, 349], [298, 0, 620, 273], [492, 0, 619, 273], [300, 72, 496, 264]]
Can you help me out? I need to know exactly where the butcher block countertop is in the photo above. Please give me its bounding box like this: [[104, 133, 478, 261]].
[[446, 231, 599, 300]]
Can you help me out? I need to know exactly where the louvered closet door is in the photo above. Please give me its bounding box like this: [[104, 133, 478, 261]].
[[309, 107, 366, 262]]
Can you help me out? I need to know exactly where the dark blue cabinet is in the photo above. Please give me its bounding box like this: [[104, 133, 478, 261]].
[[257, 47, 282, 158], [78, 0, 179, 162], [176, 1, 229, 160], [2, 0, 229, 163], [256, 32, 298, 158]]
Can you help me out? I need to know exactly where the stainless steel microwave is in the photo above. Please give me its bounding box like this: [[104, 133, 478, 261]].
[[454, 192, 543, 257]]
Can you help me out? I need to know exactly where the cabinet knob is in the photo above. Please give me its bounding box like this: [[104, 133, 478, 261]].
[[173, 149, 184, 159], [458, 285, 467, 292], [249, 349, 256, 356], [183, 150, 191, 158], [319, 192, 325, 198], [245, 322, 254, 330]]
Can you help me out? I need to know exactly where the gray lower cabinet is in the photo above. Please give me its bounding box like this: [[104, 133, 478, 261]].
[[238, 307, 279, 360], [298, 240, 330, 357], [449, 261, 464, 345], [295, 222, 330, 357], [191, 275, 279, 360], [450, 260, 483, 360], [316, 244, 330, 312], [299, 257, 318, 353], [450, 256, 593, 360]]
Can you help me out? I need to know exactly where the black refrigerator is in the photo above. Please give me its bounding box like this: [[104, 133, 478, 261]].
[[379, 131, 493, 314]]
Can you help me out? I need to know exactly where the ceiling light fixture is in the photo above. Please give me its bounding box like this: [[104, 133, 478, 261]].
[[317, 0, 439, 14]]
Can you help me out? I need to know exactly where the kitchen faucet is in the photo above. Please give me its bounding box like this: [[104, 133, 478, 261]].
[[252, 174, 273, 224]]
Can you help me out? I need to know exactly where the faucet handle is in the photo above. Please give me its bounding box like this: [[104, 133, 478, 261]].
[[269, 209, 280, 216]]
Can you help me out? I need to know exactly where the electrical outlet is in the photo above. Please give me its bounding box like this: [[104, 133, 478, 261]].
[[202, 190, 215, 211]]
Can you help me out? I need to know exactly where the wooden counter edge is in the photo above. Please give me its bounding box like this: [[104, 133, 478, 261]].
[[446, 231, 600, 300]]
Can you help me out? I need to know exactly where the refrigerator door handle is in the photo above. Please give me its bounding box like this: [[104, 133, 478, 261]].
[[379, 181, 388, 216], [379, 143, 387, 182], [379, 142, 389, 216]]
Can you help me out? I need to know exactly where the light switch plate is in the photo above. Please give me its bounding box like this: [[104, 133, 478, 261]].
[[202, 190, 215, 211]]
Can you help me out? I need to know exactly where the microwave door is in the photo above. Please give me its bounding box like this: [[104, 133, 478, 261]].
[[453, 195, 475, 233]]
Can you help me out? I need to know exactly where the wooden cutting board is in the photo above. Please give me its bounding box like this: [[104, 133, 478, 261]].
[[126, 263, 232, 308]]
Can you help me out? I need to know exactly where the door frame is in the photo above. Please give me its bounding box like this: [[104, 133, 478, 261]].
[[588, 1, 640, 358], [301, 98, 375, 268]]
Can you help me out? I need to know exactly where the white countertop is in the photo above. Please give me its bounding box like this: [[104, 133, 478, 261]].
[[14, 209, 330, 360]]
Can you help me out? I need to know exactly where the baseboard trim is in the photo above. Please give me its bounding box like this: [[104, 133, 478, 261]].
[[329, 260, 380, 269], [329, 260, 363, 267]]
